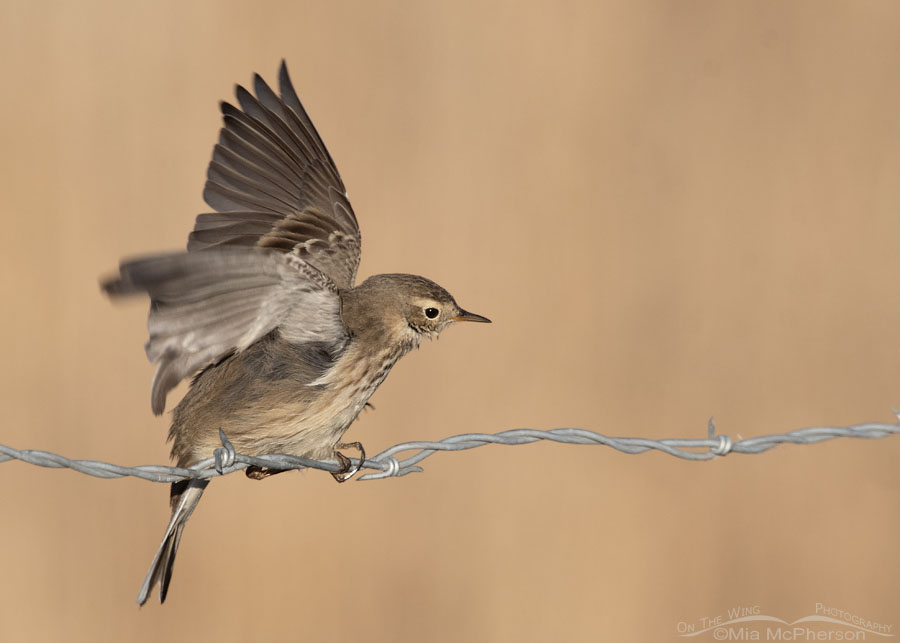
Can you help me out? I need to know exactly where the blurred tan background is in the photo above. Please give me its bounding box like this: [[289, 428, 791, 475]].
[[1, 1, 898, 641]]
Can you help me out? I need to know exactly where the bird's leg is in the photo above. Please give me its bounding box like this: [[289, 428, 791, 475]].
[[331, 441, 366, 483], [245, 466, 287, 480]]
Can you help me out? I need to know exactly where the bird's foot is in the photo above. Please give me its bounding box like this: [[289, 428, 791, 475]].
[[331, 441, 366, 483], [245, 466, 285, 480]]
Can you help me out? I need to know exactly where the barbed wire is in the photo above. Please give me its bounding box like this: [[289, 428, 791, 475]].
[[1, 416, 898, 484]]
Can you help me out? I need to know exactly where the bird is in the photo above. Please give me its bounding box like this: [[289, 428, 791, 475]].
[[102, 61, 490, 606]]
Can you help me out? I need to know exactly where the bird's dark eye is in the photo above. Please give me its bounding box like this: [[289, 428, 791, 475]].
[[424, 307, 440, 319]]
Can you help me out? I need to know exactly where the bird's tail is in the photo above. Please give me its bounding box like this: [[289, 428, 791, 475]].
[[136, 478, 209, 606]]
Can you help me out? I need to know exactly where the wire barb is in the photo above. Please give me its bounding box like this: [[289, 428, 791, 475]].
[[213, 429, 236, 474], [0, 420, 897, 484]]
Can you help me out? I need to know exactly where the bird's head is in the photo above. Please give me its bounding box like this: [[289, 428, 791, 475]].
[[342, 274, 490, 348]]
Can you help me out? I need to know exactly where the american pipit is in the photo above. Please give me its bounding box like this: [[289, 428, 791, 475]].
[[103, 62, 490, 606]]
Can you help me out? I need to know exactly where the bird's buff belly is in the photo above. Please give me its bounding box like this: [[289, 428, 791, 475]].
[[180, 341, 405, 466], [188, 387, 372, 463]]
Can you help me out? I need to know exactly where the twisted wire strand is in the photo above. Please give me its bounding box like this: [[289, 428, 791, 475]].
[[1, 418, 897, 483]]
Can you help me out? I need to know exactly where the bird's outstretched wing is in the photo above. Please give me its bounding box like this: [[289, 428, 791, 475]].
[[189, 61, 361, 291], [103, 249, 347, 414]]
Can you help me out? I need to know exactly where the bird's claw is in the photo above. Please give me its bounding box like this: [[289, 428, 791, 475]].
[[245, 465, 284, 480], [331, 441, 365, 483]]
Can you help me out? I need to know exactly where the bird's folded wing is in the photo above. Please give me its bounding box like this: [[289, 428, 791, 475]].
[[189, 61, 361, 291], [102, 249, 347, 414]]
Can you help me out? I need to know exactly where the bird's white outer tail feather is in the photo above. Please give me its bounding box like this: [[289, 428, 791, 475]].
[[136, 479, 208, 605]]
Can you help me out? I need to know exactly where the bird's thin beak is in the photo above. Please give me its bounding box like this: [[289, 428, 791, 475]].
[[453, 308, 491, 323]]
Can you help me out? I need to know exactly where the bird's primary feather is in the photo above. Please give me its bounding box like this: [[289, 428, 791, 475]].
[[194, 60, 360, 290]]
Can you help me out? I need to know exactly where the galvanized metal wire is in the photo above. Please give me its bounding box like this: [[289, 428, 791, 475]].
[[1, 417, 897, 483]]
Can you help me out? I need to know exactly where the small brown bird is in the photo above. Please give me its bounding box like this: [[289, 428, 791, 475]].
[[103, 62, 490, 606]]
